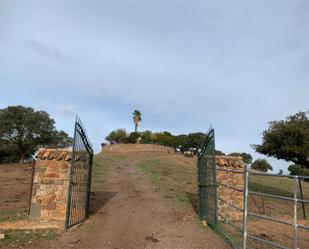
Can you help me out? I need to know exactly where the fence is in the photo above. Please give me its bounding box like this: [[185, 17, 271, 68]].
[[65, 117, 93, 230], [216, 167, 309, 249], [198, 130, 309, 249]]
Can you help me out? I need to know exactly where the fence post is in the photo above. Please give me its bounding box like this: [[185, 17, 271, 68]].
[[242, 164, 249, 249], [293, 177, 298, 249]]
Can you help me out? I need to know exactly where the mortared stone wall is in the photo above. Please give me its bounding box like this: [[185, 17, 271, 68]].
[[29, 149, 71, 225], [216, 156, 244, 221]]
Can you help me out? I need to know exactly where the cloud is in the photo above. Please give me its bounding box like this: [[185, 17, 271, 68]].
[[58, 104, 78, 118], [25, 40, 78, 63]]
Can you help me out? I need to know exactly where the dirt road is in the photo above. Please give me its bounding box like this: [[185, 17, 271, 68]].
[[57, 154, 228, 249]]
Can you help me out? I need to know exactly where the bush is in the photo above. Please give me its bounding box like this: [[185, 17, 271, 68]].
[[128, 132, 140, 143], [105, 129, 128, 144], [251, 159, 273, 172]]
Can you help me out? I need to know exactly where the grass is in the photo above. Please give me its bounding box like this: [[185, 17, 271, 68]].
[[136, 153, 197, 207], [91, 152, 128, 192], [0, 229, 58, 247], [0, 211, 29, 223], [248, 174, 309, 218]]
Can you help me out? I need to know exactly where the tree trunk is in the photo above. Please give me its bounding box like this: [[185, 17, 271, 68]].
[[20, 152, 25, 164], [135, 123, 138, 133]]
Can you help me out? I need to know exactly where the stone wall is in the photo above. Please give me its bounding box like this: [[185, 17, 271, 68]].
[[216, 156, 244, 221], [102, 143, 174, 153], [29, 149, 71, 224]]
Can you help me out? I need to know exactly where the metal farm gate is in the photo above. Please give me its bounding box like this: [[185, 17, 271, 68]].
[[197, 128, 217, 225], [65, 117, 93, 230], [197, 128, 309, 249]]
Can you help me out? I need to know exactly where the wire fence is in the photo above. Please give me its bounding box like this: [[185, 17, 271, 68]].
[[216, 166, 309, 249]]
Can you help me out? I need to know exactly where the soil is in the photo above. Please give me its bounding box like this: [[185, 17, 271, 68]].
[[0, 163, 33, 220], [57, 156, 229, 249], [1, 153, 229, 249]]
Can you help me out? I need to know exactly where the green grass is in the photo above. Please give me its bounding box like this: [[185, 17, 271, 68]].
[[173, 192, 193, 206], [137, 155, 197, 207], [0, 229, 58, 247], [0, 211, 29, 223], [91, 153, 128, 192], [138, 159, 164, 187]]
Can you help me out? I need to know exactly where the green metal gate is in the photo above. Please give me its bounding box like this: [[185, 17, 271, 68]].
[[65, 117, 93, 230], [197, 128, 217, 225]]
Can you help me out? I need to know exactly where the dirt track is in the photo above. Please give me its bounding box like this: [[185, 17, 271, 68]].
[[57, 154, 228, 249]]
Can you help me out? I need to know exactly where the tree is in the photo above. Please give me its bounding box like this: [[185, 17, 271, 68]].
[[215, 150, 226, 156], [128, 132, 140, 143], [0, 105, 72, 162], [140, 130, 153, 144], [228, 152, 253, 165], [51, 130, 74, 148], [105, 129, 128, 144], [184, 132, 206, 149], [251, 159, 273, 172], [132, 110, 142, 132], [252, 111, 309, 169], [288, 164, 309, 176], [153, 132, 174, 147]]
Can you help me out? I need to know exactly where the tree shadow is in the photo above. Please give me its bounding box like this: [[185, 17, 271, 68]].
[[89, 191, 118, 215]]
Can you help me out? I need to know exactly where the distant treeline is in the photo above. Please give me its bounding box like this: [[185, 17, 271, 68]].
[[104, 129, 230, 155], [105, 129, 208, 149]]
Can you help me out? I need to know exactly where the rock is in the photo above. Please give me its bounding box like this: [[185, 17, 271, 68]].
[[201, 220, 208, 227]]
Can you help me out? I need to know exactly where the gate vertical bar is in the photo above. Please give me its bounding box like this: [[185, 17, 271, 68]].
[[85, 151, 93, 218], [293, 177, 298, 249], [242, 164, 249, 249], [65, 117, 78, 231], [212, 129, 217, 225]]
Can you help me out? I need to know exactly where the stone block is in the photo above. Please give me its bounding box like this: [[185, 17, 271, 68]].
[[46, 202, 56, 210], [41, 194, 56, 205], [41, 178, 55, 184], [55, 179, 64, 185], [45, 173, 60, 178], [29, 203, 41, 219]]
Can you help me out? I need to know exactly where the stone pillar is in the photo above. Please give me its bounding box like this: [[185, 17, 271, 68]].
[[29, 149, 71, 225], [216, 156, 244, 221]]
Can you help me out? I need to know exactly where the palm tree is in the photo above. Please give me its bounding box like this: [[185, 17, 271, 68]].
[[132, 110, 142, 132]]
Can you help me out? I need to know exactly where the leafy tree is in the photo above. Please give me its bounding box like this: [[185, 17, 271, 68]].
[[288, 164, 309, 176], [0, 105, 72, 162], [184, 132, 206, 149], [251, 159, 273, 172], [128, 132, 140, 143], [51, 130, 73, 148], [215, 150, 226, 156], [105, 129, 128, 144], [153, 132, 174, 147], [173, 135, 187, 147], [252, 111, 309, 169], [132, 110, 142, 132], [228, 152, 253, 165], [140, 130, 153, 144]]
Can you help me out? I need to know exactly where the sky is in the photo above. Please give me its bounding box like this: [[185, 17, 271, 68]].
[[0, 0, 308, 172]]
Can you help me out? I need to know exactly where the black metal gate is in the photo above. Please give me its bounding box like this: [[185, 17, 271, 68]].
[[197, 128, 217, 225], [65, 117, 93, 230]]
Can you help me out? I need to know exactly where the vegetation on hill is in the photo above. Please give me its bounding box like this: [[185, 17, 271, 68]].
[[105, 129, 208, 150]]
